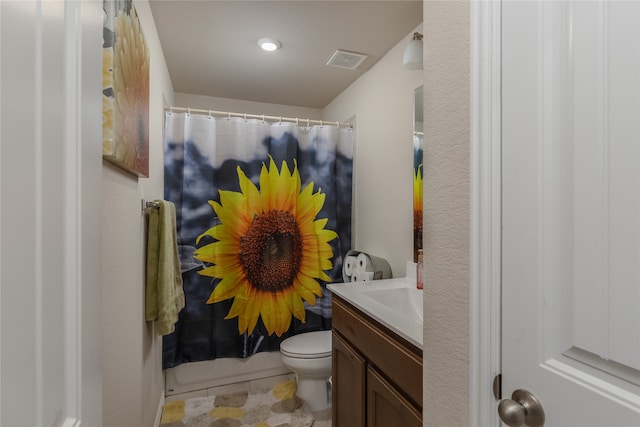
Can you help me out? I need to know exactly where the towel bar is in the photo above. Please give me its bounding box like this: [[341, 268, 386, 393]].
[[142, 199, 160, 211]]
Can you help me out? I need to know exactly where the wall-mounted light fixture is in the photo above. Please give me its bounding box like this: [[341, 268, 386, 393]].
[[403, 32, 423, 70], [258, 38, 281, 52]]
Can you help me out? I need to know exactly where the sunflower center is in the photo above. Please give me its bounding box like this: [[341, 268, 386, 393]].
[[240, 210, 302, 292]]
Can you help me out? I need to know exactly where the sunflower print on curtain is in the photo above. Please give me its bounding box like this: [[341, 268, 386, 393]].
[[162, 113, 353, 368]]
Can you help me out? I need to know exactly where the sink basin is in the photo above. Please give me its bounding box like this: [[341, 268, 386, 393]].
[[327, 277, 423, 347], [361, 287, 423, 323]]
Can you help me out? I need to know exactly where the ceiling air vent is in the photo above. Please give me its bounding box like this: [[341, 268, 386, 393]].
[[326, 49, 368, 70]]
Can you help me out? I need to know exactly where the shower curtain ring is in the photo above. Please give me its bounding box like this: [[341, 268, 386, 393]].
[[244, 113, 247, 121], [208, 110, 212, 118], [262, 114, 265, 122], [228, 111, 231, 120], [296, 118, 299, 126], [320, 120, 324, 127], [336, 121, 340, 128], [187, 108, 191, 116]]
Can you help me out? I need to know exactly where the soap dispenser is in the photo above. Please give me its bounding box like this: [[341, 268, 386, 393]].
[[417, 249, 423, 289]]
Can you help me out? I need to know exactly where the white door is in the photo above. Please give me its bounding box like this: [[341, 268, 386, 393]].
[[502, 1, 640, 426], [0, 1, 103, 425]]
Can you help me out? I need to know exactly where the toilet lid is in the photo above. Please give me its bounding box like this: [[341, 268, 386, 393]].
[[280, 330, 332, 359]]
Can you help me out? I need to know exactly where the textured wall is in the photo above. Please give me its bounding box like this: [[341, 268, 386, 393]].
[[102, 1, 174, 426], [422, 1, 470, 426]]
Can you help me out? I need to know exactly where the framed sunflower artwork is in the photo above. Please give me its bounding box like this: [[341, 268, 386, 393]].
[[102, 0, 150, 177]]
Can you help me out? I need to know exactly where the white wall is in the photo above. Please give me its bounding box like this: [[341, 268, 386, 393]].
[[422, 2, 470, 426], [174, 92, 323, 120], [101, 1, 174, 426], [323, 26, 423, 277]]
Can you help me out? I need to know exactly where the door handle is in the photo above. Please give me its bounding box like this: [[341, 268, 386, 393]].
[[498, 389, 545, 427]]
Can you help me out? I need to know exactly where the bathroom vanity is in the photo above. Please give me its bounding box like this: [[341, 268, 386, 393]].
[[328, 279, 423, 427]]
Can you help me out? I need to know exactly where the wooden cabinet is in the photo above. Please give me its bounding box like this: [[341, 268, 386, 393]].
[[367, 366, 422, 427], [332, 331, 366, 426], [331, 294, 423, 427]]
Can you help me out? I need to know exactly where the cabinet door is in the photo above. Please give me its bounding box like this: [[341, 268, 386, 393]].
[[332, 331, 366, 427], [367, 366, 422, 427]]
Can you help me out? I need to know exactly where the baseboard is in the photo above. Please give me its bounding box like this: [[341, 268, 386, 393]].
[[154, 393, 165, 427]]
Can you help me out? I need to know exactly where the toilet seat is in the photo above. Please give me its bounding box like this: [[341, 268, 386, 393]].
[[280, 330, 332, 359]]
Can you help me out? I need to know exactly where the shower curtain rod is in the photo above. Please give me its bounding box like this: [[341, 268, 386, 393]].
[[165, 105, 352, 128]]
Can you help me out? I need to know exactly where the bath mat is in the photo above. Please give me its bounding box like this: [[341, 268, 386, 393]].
[[160, 379, 314, 427]]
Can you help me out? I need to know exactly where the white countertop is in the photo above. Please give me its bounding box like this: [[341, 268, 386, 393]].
[[327, 277, 423, 348]]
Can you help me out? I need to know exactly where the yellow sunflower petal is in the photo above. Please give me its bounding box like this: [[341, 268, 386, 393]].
[[274, 292, 292, 336], [317, 241, 335, 257], [281, 288, 294, 313], [225, 283, 249, 319], [260, 158, 294, 212], [194, 239, 239, 261], [414, 165, 423, 211], [203, 260, 243, 278], [210, 274, 244, 301], [319, 227, 338, 242], [245, 291, 262, 335], [236, 291, 254, 335], [265, 293, 289, 336], [217, 191, 253, 234], [295, 273, 323, 295], [278, 162, 299, 214], [258, 161, 271, 209], [291, 291, 307, 322], [299, 256, 332, 280], [237, 310, 248, 336], [296, 183, 322, 221], [295, 286, 317, 305], [262, 158, 279, 210], [317, 270, 332, 282], [298, 191, 325, 222], [237, 166, 262, 215], [260, 293, 277, 335], [198, 265, 217, 278], [313, 217, 329, 232], [300, 233, 336, 257]]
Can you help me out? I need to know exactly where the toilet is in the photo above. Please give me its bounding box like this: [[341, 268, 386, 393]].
[[280, 330, 332, 413]]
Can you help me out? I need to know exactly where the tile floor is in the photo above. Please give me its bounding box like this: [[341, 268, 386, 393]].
[[165, 373, 332, 427]]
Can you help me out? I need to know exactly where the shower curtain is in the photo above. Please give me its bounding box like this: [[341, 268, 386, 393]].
[[162, 112, 353, 369]]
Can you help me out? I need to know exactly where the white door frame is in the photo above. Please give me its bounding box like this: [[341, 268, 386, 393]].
[[470, 0, 502, 425], [0, 1, 103, 425]]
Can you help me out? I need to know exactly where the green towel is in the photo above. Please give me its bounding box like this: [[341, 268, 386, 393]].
[[145, 200, 185, 335]]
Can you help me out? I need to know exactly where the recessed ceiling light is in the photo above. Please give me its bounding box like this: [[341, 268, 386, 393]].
[[258, 38, 281, 52]]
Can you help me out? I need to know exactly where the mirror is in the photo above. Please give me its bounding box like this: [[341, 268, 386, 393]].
[[413, 86, 424, 262]]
